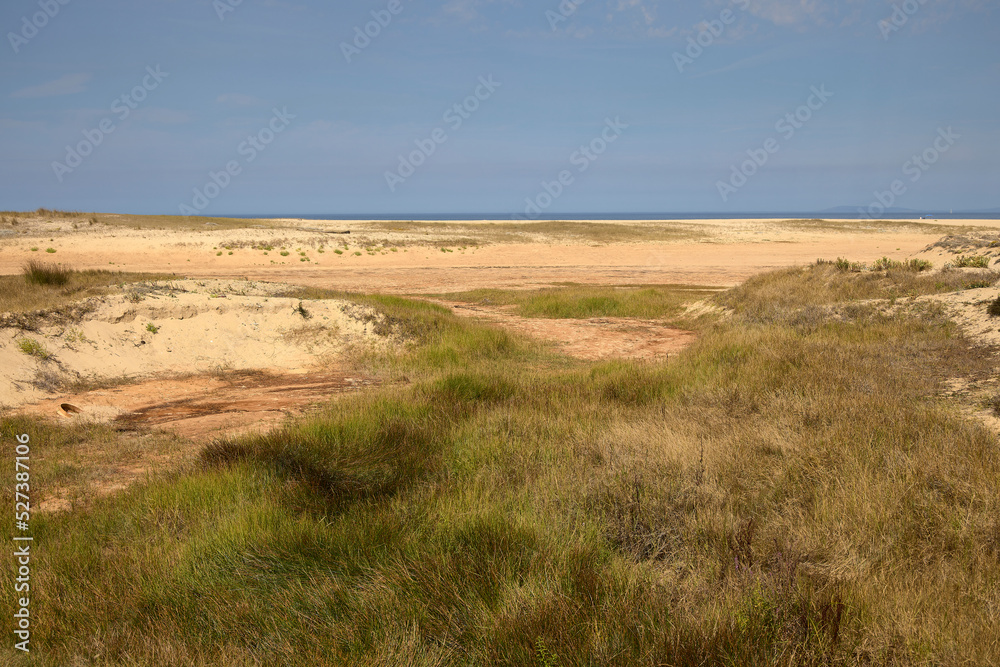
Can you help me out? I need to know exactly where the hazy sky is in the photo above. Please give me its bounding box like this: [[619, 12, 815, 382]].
[[1, 0, 997, 216]]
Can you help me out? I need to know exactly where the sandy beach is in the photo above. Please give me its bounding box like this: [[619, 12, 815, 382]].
[[2, 215, 997, 293]]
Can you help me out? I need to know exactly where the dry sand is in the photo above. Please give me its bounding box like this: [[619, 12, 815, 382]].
[[0, 278, 391, 409], [2, 216, 998, 293]]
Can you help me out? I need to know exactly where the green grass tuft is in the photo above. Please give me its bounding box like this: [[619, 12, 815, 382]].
[[23, 260, 70, 286], [17, 337, 49, 359]]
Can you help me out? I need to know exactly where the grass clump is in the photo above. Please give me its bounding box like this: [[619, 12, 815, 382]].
[[869, 256, 934, 272], [987, 295, 1000, 317], [201, 394, 442, 506], [827, 256, 932, 273], [17, 337, 49, 359], [1, 265, 178, 316], [146, 323, 159, 334], [831, 257, 865, 272], [23, 260, 71, 286], [951, 254, 991, 269]]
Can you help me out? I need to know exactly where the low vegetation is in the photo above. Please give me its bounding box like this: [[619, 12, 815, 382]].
[[2, 258, 998, 665], [440, 284, 721, 324], [827, 256, 932, 273], [17, 337, 49, 359], [950, 254, 991, 269], [989, 295, 1000, 318], [0, 263, 177, 316], [23, 261, 71, 286], [721, 259, 998, 324], [0, 209, 274, 231], [0, 413, 191, 517]]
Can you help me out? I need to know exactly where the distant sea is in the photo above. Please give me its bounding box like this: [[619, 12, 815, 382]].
[[235, 212, 1000, 221]]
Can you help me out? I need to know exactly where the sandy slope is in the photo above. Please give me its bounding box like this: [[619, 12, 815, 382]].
[[0, 279, 389, 408]]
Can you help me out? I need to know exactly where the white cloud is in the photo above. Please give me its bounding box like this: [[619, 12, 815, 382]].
[[10, 73, 91, 99]]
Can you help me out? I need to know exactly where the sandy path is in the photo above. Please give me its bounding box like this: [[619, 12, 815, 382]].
[[437, 300, 697, 360]]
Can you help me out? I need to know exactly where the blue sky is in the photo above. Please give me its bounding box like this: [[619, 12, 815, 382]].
[[1, 0, 997, 216]]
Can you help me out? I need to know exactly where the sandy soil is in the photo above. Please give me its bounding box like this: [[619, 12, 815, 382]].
[[0, 279, 391, 408], [925, 286, 1000, 348], [2, 216, 998, 293], [19, 370, 379, 442], [436, 300, 698, 360]]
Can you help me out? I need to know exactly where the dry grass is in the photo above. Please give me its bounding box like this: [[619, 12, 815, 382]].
[[923, 231, 1000, 255], [951, 254, 992, 269], [2, 261, 999, 665], [0, 265, 178, 318], [0, 415, 195, 516], [988, 295, 1000, 318], [23, 261, 71, 286], [720, 259, 998, 324]]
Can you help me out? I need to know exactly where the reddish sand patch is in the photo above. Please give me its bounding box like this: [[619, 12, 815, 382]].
[[21, 369, 378, 442]]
